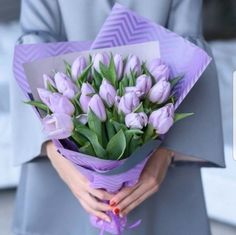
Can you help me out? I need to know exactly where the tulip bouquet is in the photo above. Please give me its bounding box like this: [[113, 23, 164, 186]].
[[27, 53, 190, 161], [14, 3, 212, 234]]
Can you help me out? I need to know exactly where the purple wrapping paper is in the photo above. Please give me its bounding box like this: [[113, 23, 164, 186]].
[[13, 3, 212, 235], [91, 3, 211, 109]]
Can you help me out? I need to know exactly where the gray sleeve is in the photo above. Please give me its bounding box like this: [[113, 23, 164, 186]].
[[162, 0, 225, 167], [12, 0, 65, 165], [18, 0, 65, 44]]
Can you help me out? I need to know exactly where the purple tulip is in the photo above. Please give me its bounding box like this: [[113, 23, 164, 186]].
[[124, 54, 141, 76], [99, 79, 117, 107], [147, 59, 170, 82], [37, 88, 75, 115], [125, 112, 148, 129], [149, 103, 174, 134], [79, 82, 95, 113], [43, 74, 55, 89], [118, 92, 140, 114], [114, 54, 123, 80], [148, 78, 171, 103], [42, 113, 74, 139], [92, 52, 110, 73], [135, 75, 152, 97], [125, 86, 142, 98], [88, 94, 107, 121], [71, 56, 87, 80], [54, 72, 78, 99]]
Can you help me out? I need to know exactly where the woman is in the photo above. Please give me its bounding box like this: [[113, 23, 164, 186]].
[[12, 0, 225, 234]]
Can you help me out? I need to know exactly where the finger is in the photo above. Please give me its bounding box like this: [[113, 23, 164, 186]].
[[79, 198, 111, 223], [88, 188, 114, 201], [81, 191, 112, 212], [120, 185, 158, 217], [115, 182, 154, 211], [109, 183, 140, 206]]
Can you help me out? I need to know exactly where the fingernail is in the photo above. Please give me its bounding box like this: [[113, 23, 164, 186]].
[[113, 207, 120, 215], [109, 200, 116, 207]]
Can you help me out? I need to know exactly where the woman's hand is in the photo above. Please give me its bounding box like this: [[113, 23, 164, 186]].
[[46, 141, 113, 222], [109, 148, 173, 217]]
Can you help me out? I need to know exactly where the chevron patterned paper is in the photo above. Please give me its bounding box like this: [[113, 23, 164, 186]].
[[91, 3, 211, 108]]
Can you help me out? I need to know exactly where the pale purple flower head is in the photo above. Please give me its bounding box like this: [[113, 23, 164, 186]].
[[37, 88, 75, 115], [88, 94, 107, 121], [148, 78, 171, 104], [43, 74, 55, 89], [71, 56, 87, 80], [92, 52, 110, 73], [118, 92, 140, 114], [149, 103, 174, 134], [42, 113, 74, 139], [79, 82, 95, 113], [135, 75, 152, 97], [124, 54, 141, 76], [125, 86, 142, 98], [147, 59, 170, 82], [125, 112, 148, 129], [114, 54, 123, 80], [99, 79, 117, 107], [54, 72, 78, 99]]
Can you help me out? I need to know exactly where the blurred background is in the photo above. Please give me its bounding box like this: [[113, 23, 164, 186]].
[[0, 0, 235, 234]]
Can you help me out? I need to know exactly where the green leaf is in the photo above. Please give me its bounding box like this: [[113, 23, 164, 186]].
[[170, 76, 183, 88], [105, 121, 116, 140], [99, 56, 117, 87], [74, 122, 106, 158], [79, 141, 96, 156], [106, 129, 126, 160], [47, 82, 58, 93], [143, 124, 156, 143], [88, 109, 103, 145], [128, 135, 142, 156], [93, 69, 103, 92], [64, 60, 72, 78], [71, 131, 87, 146], [133, 102, 144, 113], [24, 100, 48, 112], [110, 119, 126, 132], [126, 129, 143, 135], [76, 63, 92, 86], [174, 113, 194, 122]]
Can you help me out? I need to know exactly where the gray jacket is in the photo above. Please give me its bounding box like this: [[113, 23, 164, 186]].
[[12, 0, 225, 167]]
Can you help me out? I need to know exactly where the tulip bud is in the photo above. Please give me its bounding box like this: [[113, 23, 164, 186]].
[[71, 56, 87, 80], [88, 94, 107, 121], [149, 103, 174, 134], [114, 54, 123, 80], [124, 54, 141, 76], [42, 113, 74, 139], [147, 59, 170, 82], [79, 83, 95, 113], [125, 112, 148, 129], [92, 52, 110, 73], [118, 92, 140, 114], [37, 88, 75, 115], [54, 72, 78, 99], [148, 78, 171, 103], [99, 79, 117, 107], [135, 75, 152, 97], [43, 74, 55, 89]]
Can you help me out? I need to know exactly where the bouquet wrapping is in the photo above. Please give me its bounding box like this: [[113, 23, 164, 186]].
[[13, 4, 211, 235]]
